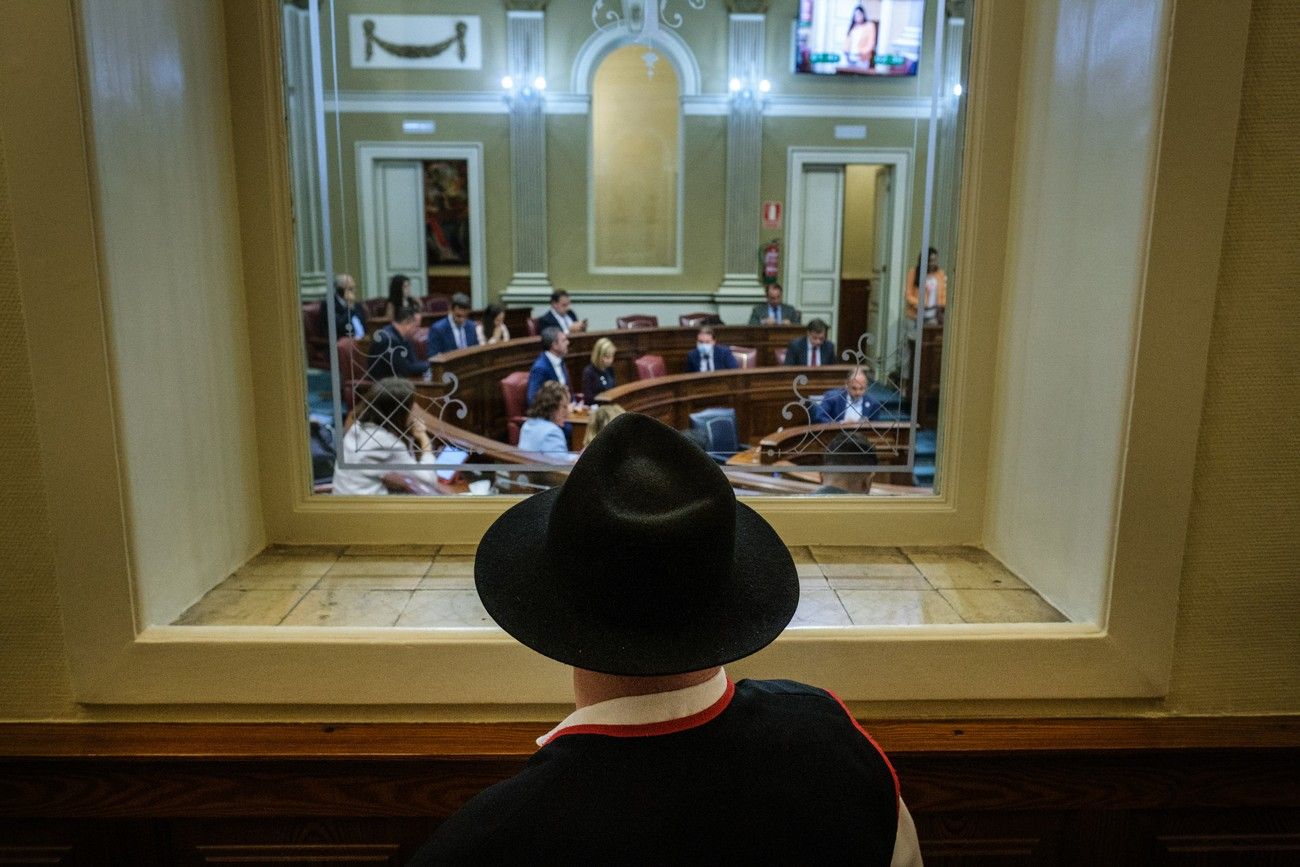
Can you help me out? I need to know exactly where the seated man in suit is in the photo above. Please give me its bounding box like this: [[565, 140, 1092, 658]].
[[784, 318, 836, 366], [366, 303, 429, 380], [813, 368, 878, 423], [685, 326, 739, 373], [528, 327, 571, 404], [428, 292, 479, 355], [323, 272, 366, 339], [536, 289, 587, 334], [814, 431, 877, 495], [748, 283, 801, 325]]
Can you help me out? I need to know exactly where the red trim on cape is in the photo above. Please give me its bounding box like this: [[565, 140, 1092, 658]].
[[541, 679, 736, 746], [825, 688, 901, 817]]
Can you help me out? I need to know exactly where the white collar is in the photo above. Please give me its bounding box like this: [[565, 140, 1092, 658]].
[[537, 668, 730, 746], [545, 351, 564, 366]]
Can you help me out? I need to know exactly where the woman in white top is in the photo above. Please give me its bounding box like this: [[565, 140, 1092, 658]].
[[517, 380, 570, 453], [475, 303, 511, 345], [332, 378, 442, 495]]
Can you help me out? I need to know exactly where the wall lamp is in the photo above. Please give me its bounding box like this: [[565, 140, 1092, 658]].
[[501, 74, 548, 105]]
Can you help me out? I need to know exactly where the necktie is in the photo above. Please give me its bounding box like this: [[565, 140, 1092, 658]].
[[773, 306, 781, 323], [811, 346, 819, 366], [454, 324, 465, 349], [702, 355, 711, 372]]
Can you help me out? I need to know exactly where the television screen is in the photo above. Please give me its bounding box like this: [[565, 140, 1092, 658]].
[[794, 0, 926, 77]]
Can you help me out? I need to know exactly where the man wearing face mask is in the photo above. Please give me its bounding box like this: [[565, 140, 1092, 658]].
[[685, 326, 738, 374]]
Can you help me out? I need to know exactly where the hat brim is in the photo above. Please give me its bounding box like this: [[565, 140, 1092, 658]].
[[475, 487, 799, 676]]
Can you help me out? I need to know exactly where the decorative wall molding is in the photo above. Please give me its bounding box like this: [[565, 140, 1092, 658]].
[[324, 90, 931, 119], [571, 19, 702, 95], [504, 10, 552, 295], [719, 13, 766, 296], [348, 15, 482, 70]]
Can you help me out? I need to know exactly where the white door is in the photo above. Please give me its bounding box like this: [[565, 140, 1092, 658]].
[[370, 161, 427, 299], [794, 166, 845, 334]]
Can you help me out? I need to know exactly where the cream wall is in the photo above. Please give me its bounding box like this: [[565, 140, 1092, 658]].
[[0, 0, 1295, 720], [76, 0, 266, 627]]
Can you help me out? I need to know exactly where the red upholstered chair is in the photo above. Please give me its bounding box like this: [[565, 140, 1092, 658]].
[[362, 297, 389, 319], [499, 371, 531, 445], [616, 314, 659, 329], [773, 347, 788, 366], [335, 337, 372, 412], [302, 301, 330, 370], [730, 345, 757, 369], [679, 312, 723, 327], [634, 354, 667, 381], [526, 317, 541, 337], [423, 295, 450, 316]]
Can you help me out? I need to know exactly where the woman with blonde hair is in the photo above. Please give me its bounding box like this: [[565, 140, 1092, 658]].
[[582, 403, 626, 450], [581, 337, 618, 403]]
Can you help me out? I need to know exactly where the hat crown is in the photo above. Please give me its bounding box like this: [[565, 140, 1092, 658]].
[[548, 414, 736, 625]]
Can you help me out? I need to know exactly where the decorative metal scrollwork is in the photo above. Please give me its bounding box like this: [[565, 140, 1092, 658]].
[[362, 19, 468, 63], [772, 331, 915, 468]]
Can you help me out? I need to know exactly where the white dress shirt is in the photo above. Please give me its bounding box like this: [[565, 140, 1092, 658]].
[[546, 350, 568, 384], [330, 423, 438, 496]]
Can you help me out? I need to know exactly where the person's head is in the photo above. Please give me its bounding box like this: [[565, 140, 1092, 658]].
[[696, 326, 716, 349], [484, 303, 506, 329], [450, 292, 472, 327], [806, 318, 828, 348], [850, 5, 867, 27], [334, 273, 357, 303], [528, 379, 569, 423], [765, 283, 783, 306], [590, 337, 616, 369], [550, 289, 571, 315], [582, 403, 626, 449], [358, 377, 415, 441], [918, 247, 939, 275], [845, 367, 868, 402], [474, 413, 798, 677], [820, 431, 876, 494], [541, 326, 569, 356], [387, 274, 413, 311], [393, 303, 421, 338]]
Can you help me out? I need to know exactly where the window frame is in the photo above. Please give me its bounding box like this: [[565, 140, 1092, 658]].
[[16, 0, 1251, 706]]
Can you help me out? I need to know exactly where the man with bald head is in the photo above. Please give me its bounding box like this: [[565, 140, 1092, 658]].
[[813, 367, 877, 423]]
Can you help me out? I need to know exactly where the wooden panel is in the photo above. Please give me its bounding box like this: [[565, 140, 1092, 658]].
[[420, 325, 806, 441], [0, 719, 1296, 865]]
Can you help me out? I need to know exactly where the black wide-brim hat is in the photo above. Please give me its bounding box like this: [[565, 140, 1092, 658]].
[[475, 412, 798, 676]]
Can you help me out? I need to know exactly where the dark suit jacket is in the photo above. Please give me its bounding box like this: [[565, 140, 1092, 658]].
[[581, 364, 616, 402], [427, 314, 479, 355], [748, 302, 801, 325], [686, 345, 738, 373], [324, 296, 366, 339], [367, 324, 430, 380], [813, 388, 878, 424], [536, 308, 579, 333], [528, 352, 569, 404], [783, 336, 837, 366]]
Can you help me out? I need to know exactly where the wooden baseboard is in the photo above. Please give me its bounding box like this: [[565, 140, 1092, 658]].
[[1, 718, 1297, 865]]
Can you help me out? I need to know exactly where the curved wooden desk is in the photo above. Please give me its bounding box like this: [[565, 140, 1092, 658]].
[[420, 325, 807, 441], [597, 366, 860, 445]]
